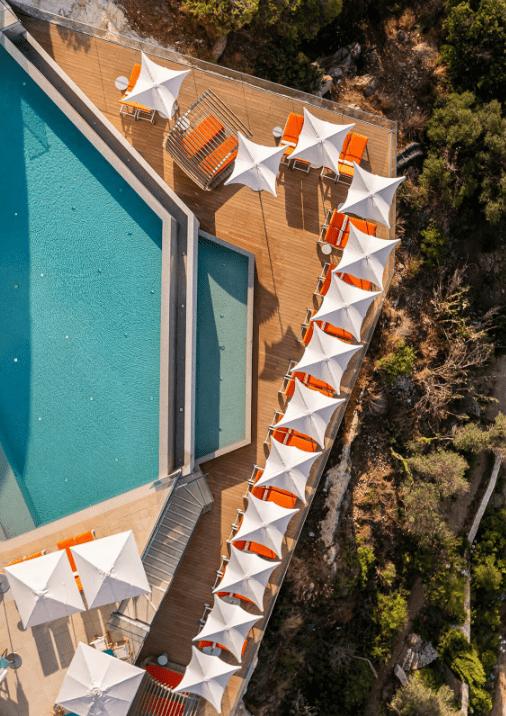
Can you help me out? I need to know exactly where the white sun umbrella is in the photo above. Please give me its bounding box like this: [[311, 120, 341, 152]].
[[291, 324, 363, 395], [254, 438, 322, 503], [332, 223, 400, 290], [70, 530, 150, 610], [124, 52, 191, 119], [193, 595, 261, 662], [213, 544, 280, 611], [232, 493, 298, 559], [339, 162, 405, 228], [56, 642, 145, 716], [5, 551, 85, 629], [275, 379, 344, 447], [224, 132, 286, 196], [289, 107, 355, 175], [313, 275, 381, 342], [173, 646, 240, 712]]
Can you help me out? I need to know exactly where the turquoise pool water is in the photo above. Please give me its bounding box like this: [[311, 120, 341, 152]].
[[0, 44, 163, 538], [195, 237, 249, 459]]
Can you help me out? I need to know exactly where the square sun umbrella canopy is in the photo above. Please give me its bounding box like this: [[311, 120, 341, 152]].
[[56, 642, 145, 716], [4, 550, 85, 629], [213, 544, 281, 611], [274, 379, 344, 448], [312, 275, 381, 343], [339, 163, 405, 229], [289, 107, 355, 175], [193, 595, 261, 662], [224, 132, 287, 196], [173, 646, 240, 712], [70, 530, 150, 609], [254, 438, 322, 504], [332, 223, 400, 290], [123, 52, 191, 119], [232, 493, 298, 559], [291, 324, 363, 396]]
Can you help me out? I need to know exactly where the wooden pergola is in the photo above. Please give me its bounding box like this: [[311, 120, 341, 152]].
[[164, 89, 251, 191]]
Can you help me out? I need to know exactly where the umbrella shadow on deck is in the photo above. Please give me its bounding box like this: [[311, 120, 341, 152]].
[[0, 672, 29, 716]]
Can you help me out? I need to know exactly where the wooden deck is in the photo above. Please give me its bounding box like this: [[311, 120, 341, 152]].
[[12, 16, 395, 716]]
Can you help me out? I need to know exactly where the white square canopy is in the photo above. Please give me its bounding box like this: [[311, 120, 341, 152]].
[[313, 275, 381, 342], [232, 493, 298, 559], [224, 132, 286, 195], [289, 107, 355, 175], [193, 595, 261, 662], [214, 544, 280, 611], [275, 379, 344, 447], [56, 642, 145, 716], [70, 530, 150, 609], [254, 438, 322, 503], [339, 163, 405, 228], [5, 550, 85, 629], [333, 223, 400, 290], [124, 52, 191, 119], [173, 646, 240, 712]]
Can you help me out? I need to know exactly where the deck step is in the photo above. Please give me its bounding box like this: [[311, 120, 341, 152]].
[[107, 471, 213, 660]]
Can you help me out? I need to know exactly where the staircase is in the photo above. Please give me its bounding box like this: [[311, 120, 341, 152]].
[[108, 470, 213, 658]]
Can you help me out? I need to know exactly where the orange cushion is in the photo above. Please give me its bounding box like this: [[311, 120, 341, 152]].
[[345, 133, 368, 164], [119, 65, 150, 110], [6, 558, 23, 566], [199, 136, 238, 177], [339, 217, 377, 249], [282, 113, 304, 145], [182, 115, 224, 157], [75, 530, 94, 545], [75, 575, 83, 591], [25, 551, 43, 560], [338, 273, 373, 291], [251, 486, 297, 508], [235, 540, 278, 560], [319, 263, 338, 296], [272, 428, 319, 453], [146, 665, 184, 689], [57, 537, 77, 572]]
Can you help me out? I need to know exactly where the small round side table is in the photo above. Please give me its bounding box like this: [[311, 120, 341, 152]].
[[115, 76, 129, 91], [157, 652, 168, 666], [0, 574, 9, 594], [272, 126, 283, 141], [321, 242, 333, 256], [6, 653, 22, 669]]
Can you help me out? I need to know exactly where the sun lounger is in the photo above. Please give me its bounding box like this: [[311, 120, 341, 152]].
[[145, 663, 184, 689], [234, 539, 279, 560], [251, 485, 298, 509], [280, 113, 304, 147], [119, 64, 156, 124], [6, 549, 46, 567], [182, 115, 224, 157], [58, 530, 95, 591], [199, 135, 238, 178], [298, 308, 355, 345], [321, 132, 369, 183], [281, 373, 335, 398], [319, 211, 377, 248], [264, 414, 319, 452], [316, 262, 373, 293]]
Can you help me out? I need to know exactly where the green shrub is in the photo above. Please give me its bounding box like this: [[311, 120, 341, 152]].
[[407, 448, 469, 498], [441, 0, 506, 103], [438, 628, 492, 713], [453, 422, 490, 454], [253, 44, 323, 93], [374, 591, 408, 638], [392, 674, 460, 715], [403, 483, 452, 544], [420, 222, 449, 268], [377, 340, 417, 383], [473, 553, 503, 592], [357, 545, 375, 588]]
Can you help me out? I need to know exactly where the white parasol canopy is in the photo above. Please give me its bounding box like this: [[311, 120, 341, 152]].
[[312, 275, 381, 342], [232, 493, 298, 559], [123, 52, 191, 119], [254, 437, 322, 503], [5, 550, 85, 629], [289, 107, 355, 175], [292, 324, 363, 395], [193, 595, 261, 662], [224, 132, 286, 196], [56, 642, 145, 716], [275, 379, 344, 447], [173, 646, 240, 712], [70, 530, 150, 610], [339, 162, 405, 228], [332, 223, 400, 289], [213, 544, 280, 611]]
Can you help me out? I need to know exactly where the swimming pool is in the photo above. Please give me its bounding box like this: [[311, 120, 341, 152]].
[[0, 44, 163, 537], [195, 237, 250, 460]]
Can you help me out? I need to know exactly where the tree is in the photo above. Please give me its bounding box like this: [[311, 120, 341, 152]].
[[453, 421, 490, 454], [441, 0, 506, 103], [419, 92, 506, 224], [406, 448, 468, 498], [391, 676, 460, 716], [438, 628, 492, 713], [403, 483, 453, 544]]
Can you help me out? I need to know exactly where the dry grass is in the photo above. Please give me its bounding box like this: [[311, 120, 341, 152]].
[[401, 107, 430, 142]]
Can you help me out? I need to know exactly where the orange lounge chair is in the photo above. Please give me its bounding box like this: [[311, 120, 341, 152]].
[[58, 530, 95, 591], [234, 539, 278, 560], [146, 664, 184, 689], [280, 113, 304, 146], [182, 115, 224, 157], [251, 485, 297, 509], [299, 307, 355, 346], [6, 557, 23, 567], [271, 426, 319, 453], [317, 262, 373, 293], [6, 550, 46, 567], [119, 64, 155, 123], [283, 372, 335, 398], [75, 530, 95, 545], [321, 132, 369, 183], [199, 136, 238, 178], [320, 211, 377, 248]]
